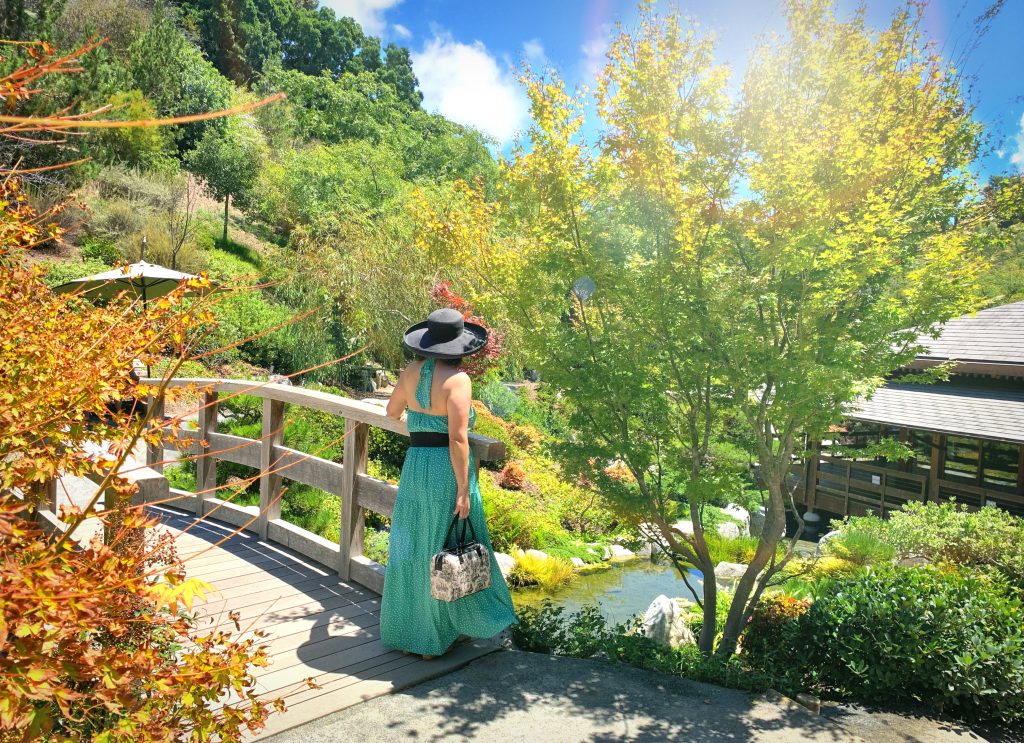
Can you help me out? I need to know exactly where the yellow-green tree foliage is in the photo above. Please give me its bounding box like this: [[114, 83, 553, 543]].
[[413, 0, 984, 655]]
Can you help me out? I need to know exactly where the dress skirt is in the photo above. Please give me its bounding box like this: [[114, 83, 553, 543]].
[[380, 446, 517, 656]]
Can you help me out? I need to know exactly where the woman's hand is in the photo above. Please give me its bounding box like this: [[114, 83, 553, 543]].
[[453, 489, 470, 519]]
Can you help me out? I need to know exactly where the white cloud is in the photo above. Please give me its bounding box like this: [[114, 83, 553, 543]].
[[523, 38, 546, 65], [392, 23, 412, 39], [580, 25, 612, 82], [321, 0, 402, 36], [1011, 113, 1024, 173], [412, 33, 529, 144]]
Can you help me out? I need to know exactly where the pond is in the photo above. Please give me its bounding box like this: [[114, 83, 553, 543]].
[[512, 556, 705, 626]]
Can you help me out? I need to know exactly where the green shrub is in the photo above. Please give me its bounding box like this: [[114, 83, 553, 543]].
[[218, 393, 263, 425], [741, 594, 810, 670], [205, 288, 297, 371], [41, 257, 111, 288], [684, 589, 733, 641], [512, 602, 772, 693], [282, 406, 347, 462], [80, 237, 121, 264], [480, 475, 536, 551], [607, 636, 773, 692], [508, 549, 576, 590], [705, 532, 771, 566], [280, 484, 339, 542], [527, 458, 620, 538], [823, 530, 896, 566], [840, 502, 1024, 590], [368, 427, 409, 473], [364, 526, 390, 566], [479, 378, 520, 418], [164, 463, 196, 492], [470, 403, 516, 467], [511, 603, 612, 657], [791, 567, 1024, 723]]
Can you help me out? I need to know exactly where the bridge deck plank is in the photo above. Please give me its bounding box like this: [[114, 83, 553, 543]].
[[152, 505, 497, 739]]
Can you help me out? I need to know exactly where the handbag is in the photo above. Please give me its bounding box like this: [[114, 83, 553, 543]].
[[430, 516, 492, 602]]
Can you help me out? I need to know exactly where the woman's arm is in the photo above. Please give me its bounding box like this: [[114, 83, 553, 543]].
[[385, 364, 410, 420], [446, 372, 472, 519]]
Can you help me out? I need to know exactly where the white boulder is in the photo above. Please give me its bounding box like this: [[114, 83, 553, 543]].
[[608, 544, 635, 560], [494, 552, 515, 580], [749, 507, 766, 537], [716, 521, 741, 539], [642, 595, 696, 648], [714, 561, 749, 594], [722, 504, 751, 536], [570, 557, 585, 567], [816, 530, 842, 556], [715, 561, 748, 579], [524, 549, 548, 560], [671, 520, 695, 536]]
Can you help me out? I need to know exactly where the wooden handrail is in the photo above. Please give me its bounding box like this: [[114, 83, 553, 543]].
[[140, 376, 506, 594], [143, 377, 505, 461]]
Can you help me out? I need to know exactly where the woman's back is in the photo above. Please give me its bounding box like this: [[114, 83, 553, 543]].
[[399, 358, 475, 433]]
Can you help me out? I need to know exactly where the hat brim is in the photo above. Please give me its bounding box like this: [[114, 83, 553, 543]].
[[403, 320, 489, 360]]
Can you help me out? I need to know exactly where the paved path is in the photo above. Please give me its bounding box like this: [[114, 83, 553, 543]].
[[266, 651, 985, 743]]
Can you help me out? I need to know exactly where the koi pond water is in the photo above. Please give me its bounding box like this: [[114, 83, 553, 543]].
[[511, 556, 705, 625]]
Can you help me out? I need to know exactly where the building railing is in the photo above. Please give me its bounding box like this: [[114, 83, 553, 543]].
[[795, 455, 1024, 519]]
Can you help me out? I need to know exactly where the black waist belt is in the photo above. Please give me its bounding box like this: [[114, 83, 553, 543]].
[[409, 431, 451, 448]]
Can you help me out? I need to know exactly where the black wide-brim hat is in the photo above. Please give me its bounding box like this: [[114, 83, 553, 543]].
[[403, 308, 489, 360]]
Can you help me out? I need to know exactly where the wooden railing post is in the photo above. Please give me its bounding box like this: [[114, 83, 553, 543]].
[[805, 440, 820, 512], [928, 434, 942, 503], [258, 399, 285, 541], [146, 394, 166, 473], [196, 389, 219, 515], [339, 420, 369, 580]]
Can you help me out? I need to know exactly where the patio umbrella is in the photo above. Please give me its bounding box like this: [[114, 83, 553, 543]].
[[52, 261, 205, 305], [53, 261, 214, 374]]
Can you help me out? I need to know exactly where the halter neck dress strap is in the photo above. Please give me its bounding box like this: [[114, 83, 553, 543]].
[[415, 358, 435, 410]]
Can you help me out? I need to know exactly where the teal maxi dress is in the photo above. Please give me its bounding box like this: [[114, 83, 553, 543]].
[[380, 358, 517, 656]]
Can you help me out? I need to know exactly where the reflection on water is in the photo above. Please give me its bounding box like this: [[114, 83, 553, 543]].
[[512, 557, 705, 626]]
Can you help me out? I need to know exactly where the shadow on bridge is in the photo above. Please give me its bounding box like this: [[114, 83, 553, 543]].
[[153, 504, 495, 739]]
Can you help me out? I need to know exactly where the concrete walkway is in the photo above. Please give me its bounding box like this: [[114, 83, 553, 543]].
[[265, 650, 983, 742]]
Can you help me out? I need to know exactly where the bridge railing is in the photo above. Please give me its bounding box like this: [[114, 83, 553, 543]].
[[143, 378, 505, 594]]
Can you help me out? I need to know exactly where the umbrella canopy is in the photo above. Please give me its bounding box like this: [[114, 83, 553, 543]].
[[52, 261, 206, 303]]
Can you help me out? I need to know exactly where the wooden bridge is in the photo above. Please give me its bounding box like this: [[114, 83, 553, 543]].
[[36, 378, 507, 738]]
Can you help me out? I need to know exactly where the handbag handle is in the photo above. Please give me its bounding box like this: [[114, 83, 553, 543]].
[[442, 515, 479, 551]]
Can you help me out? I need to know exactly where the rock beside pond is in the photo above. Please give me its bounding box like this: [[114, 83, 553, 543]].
[[715, 561, 748, 579], [570, 557, 585, 567], [716, 521, 741, 539], [494, 552, 515, 580], [672, 518, 743, 540], [816, 530, 841, 555], [672, 520, 695, 536], [608, 544, 635, 560], [641, 594, 696, 648], [525, 549, 549, 560], [749, 507, 766, 537], [722, 504, 751, 536], [714, 561, 749, 595]]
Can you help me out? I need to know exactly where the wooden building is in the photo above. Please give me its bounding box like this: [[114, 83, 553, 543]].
[[798, 300, 1024, 520]]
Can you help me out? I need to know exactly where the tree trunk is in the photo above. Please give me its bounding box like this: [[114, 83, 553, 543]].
[[222, 193, 230, 244], [715, 478, 788, 657], [698, 572, 717, 653]]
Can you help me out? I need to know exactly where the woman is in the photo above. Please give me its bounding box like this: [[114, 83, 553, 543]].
[[380, 308, 517, 659]]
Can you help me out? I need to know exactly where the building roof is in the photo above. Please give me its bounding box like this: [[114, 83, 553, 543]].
[[915, 300, 1024, 367], [849, 383, 1024, 445]]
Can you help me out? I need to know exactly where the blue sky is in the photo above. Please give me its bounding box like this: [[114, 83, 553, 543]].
[[325, 0, 1023, 179]]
